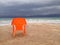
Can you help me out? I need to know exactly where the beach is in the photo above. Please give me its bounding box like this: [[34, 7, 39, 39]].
[[0, 23, 60, 45]]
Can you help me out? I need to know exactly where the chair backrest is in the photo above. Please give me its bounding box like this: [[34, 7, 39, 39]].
[[11, 18, 26, 26]]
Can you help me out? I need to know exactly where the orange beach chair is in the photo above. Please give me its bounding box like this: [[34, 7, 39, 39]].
[[11, 18, 26, 36]]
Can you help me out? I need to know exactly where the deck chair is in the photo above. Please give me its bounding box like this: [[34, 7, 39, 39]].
[[11, 18, 26, 36]]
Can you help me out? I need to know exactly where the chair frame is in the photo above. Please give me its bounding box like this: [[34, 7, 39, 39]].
[[11, 18, 26, 37]]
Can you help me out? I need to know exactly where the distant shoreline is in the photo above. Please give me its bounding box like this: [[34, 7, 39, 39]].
[[0, 18, 60, 26]]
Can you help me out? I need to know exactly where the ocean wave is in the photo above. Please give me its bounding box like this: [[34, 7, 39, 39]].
[[0, 19, 60, 26]]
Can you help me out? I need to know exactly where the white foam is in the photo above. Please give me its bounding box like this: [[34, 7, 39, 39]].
[[27, 20, 60, 23], [0, 20, 11, 26], [0, 19, 60, 26]]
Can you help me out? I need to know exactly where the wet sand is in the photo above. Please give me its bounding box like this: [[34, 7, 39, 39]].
[[0, 23, 60, 45]]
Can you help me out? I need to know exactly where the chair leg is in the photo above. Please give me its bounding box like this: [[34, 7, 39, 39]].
[[13, 25, 16, 37], [24, 27, 26, 34], [13, 29, 16, 37], [23, 25, 26, 35]]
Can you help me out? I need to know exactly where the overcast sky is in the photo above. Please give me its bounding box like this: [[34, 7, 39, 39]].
[[0, 0, 60, 17]]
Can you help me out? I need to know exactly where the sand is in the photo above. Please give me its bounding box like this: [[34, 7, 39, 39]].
[[0, 23, 60, 45]]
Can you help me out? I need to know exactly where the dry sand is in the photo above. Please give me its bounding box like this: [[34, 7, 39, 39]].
[[0, 23, 60, 45]]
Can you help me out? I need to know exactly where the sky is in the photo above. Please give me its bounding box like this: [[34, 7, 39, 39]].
[[0, 0, 60, 17]]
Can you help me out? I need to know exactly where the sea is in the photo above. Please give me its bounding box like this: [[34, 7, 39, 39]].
[[0, 17, 60, 26]]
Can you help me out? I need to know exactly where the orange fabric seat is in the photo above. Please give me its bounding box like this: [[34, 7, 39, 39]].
[[11, 18, 27, 36]]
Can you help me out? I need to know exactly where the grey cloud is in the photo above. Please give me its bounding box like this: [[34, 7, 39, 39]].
[[0, 0, 60, 17], [0, 0, 54, 6]]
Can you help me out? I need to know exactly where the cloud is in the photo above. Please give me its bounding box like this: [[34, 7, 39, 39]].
[[0, 0, 60, 7], [13, 5, 60, 15], [0, 0, 60, 17], [30, 5, 60, 15], [0, 0, 54, 6], [32, 5, 60, 11]]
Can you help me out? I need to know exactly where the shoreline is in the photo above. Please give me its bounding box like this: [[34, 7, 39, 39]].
[[0, 22, 60, 26], [0, 18, 60, 26]]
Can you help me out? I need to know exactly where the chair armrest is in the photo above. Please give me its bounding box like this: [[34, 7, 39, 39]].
[[22, 24, 26, 30], [12, 25, 16, 30]]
